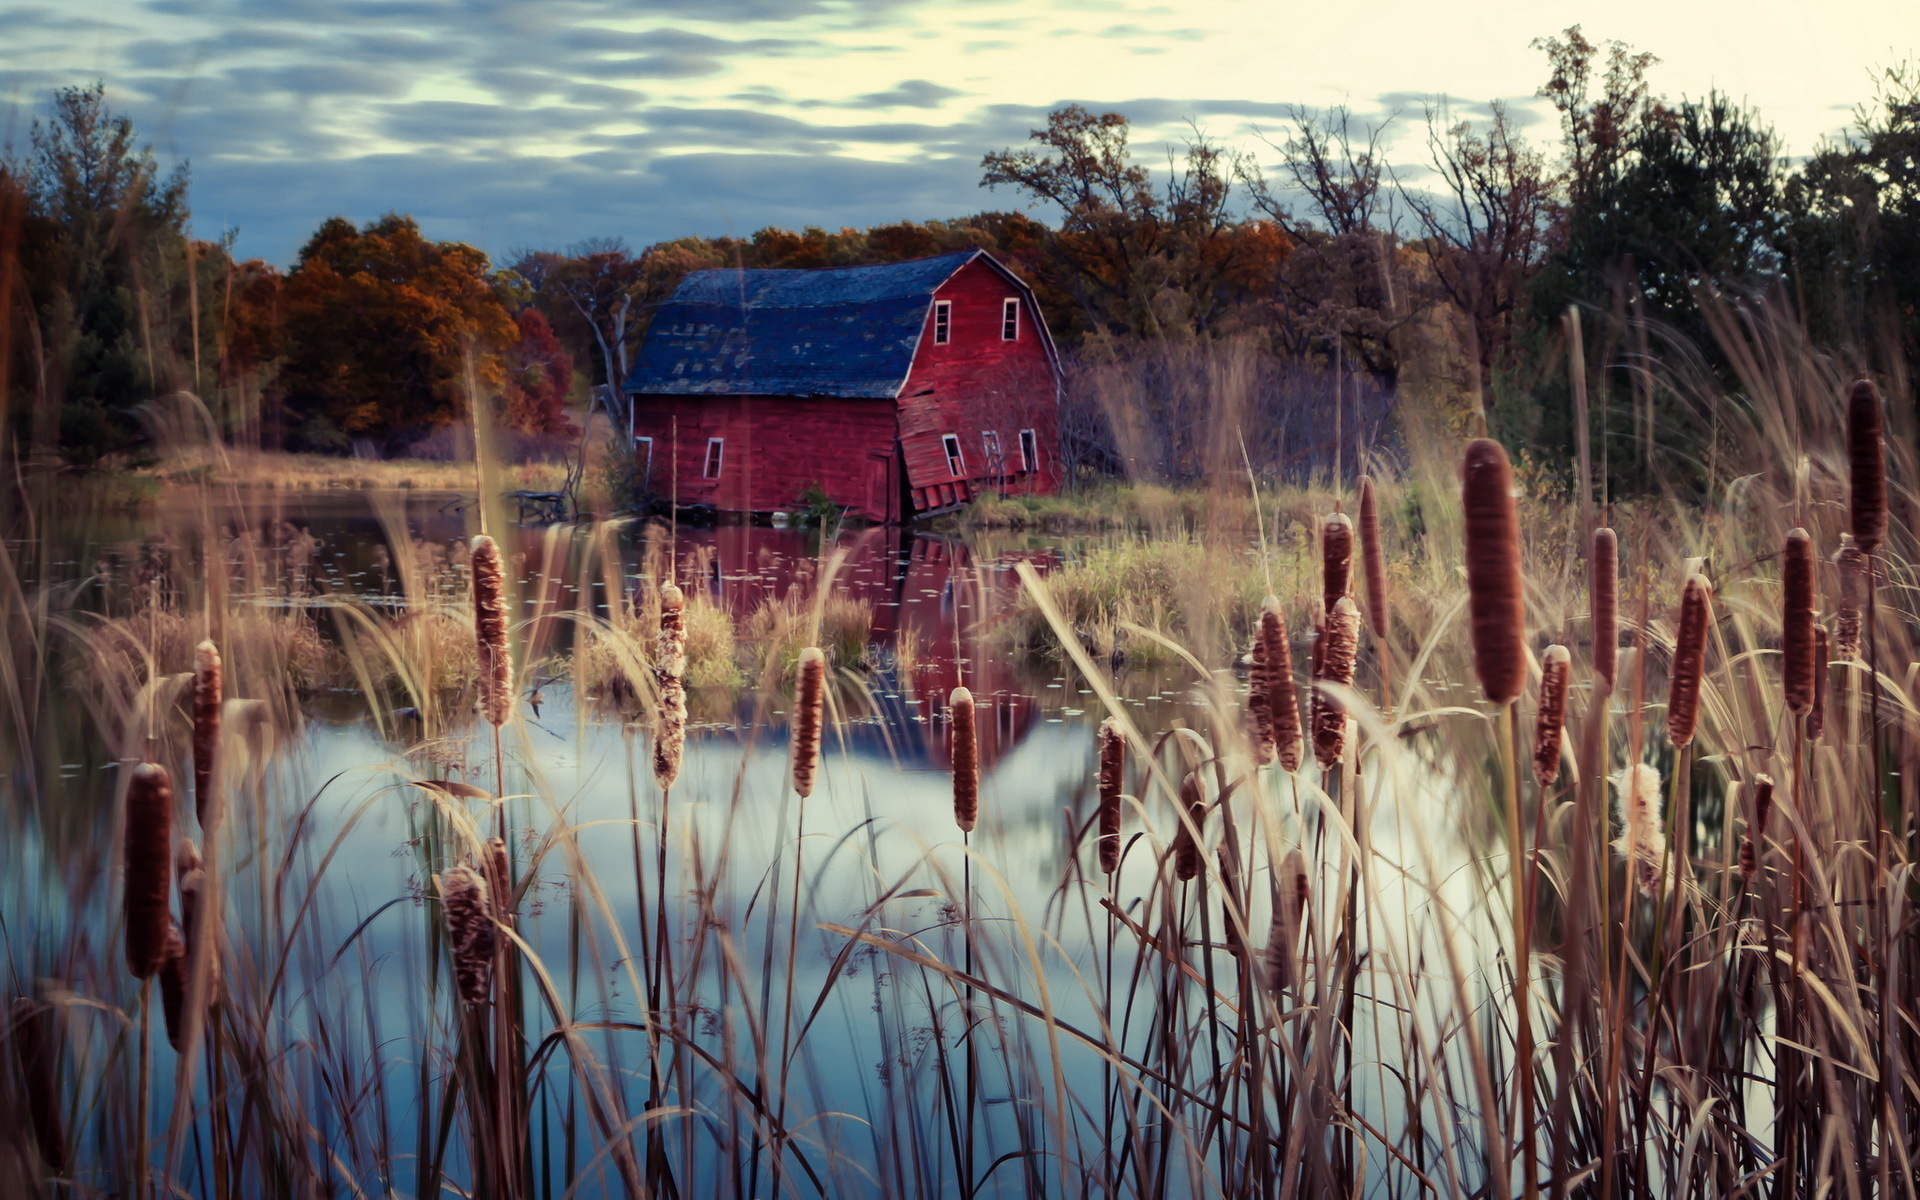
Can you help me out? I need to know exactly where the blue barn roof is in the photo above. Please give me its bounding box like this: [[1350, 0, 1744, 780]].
[[623, 250, 989, 399]]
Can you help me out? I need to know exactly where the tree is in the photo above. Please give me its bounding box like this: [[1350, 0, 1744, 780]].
[[499, 308, 575, 435], [1531, 26, 1662, 211], [277, 214, 515, 450]]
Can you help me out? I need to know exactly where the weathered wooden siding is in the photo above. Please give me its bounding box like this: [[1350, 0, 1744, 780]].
[[629, 394, 899, 519], [897, 257, 1061, 513]]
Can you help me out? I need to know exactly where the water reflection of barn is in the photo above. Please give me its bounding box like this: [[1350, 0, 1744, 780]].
[[670, 526, 1052, 773]]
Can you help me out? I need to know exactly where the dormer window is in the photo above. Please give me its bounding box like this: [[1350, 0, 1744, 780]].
[[933, 301, 952, 345], [1002, 298, 1020, 341]]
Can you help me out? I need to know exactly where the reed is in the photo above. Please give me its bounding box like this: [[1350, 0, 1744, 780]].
[[124, 764, 174, 979], [1591, 527, 1618, 690], [8, 998, 66, 1175], [1356, 477, 1388, 640], [191, 639, 221, 830], [792, 646, 826, 800], [439, 864, 496, 1007], [1532, 645, 1571, 787], [1668, 575, 1712, 749], [1834, 539, 1865, 659], [1246, 614, 1277, 765], [1262, 597, 1304, 772], [1739, 773, 1776, 880], [159, 923, 187, 1050], [1312, 597, 1360, 768], [653, 582, 687, 790], [1847, 379, 1887, 553], [950, 685, 978, 832], [1173, 770, 1203, 881], [1320, 512, 1353, 614], [1461, 439, 1525, 705], [1782, 528, 1816, 716], [1613, 763, 1669, 898], [1263, 848, 1308, 995], [1808, 626, 1829, 742], [471, 535, 511, 728], [1096, 717, 1123, 873]]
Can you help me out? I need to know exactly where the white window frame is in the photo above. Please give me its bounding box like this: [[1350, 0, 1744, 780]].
[[1001, 298, 1020, 341], [702, 437, 725, 480], [635, 435, 654, 489], [1018, 428, 1038, 473], [941, 433, 965, 477], [933, 300, 952, 345]]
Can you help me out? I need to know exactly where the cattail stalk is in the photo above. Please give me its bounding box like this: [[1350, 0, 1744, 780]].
[[1591, 527, 1618, 690], [1096, 718, 1123, 873], [1782, 529, 1816, 717], [1357, 477, 1388, 639], [1807, 627, 1829, 742], [1668, 575, 1712, 749], [1613, 763, 1669, 898], [1533, 645, 1572, 787], [1264, 849, 1309, 996], [1739, 773, 1776, 880], [652, 583, 687, 790], [1173, 771, 1204, 881], [1320, 512, 1353, 615], [950, 686, 978, 832], [791, 647, 826, 799], [440, 864, 496, 1006], [1462, 439, 1526, 705], [158, 923, 188, 1050], [1848, 379, 1887, 554], [125, 764, 174, 978], [191, 640, 222, 831], [9, 998, 66, 1174], [471, 535, 511, 728], [1263, 599, 1304, 772], [1313, 598, 1361, 768], [1834, 540, 1865, 659]]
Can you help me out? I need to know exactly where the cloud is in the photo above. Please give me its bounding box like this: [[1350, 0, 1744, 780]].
[[851, 79, 964, 108]]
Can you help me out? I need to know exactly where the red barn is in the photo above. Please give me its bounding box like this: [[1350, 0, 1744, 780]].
[[621, 250, 1062, 522]]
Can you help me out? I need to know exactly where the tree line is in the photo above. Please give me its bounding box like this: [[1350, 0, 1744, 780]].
[[2, 30, 1915, 491]]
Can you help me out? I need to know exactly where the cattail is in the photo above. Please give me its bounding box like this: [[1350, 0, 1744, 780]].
[[191, 640, 222, 831], [486, 836, 513, 923], [1462, 439, 1526, 706], [1264, 849, 1309, 995], [790, 647, 827, 799], [1612, 763, 1669, 899], [439, 863, 495, 1007], [1807, 627, 1829, 742], [1173, 771, 1204, 881], [1262, 598, 1305, 772], [1246, 617, 1276, 765], [124, 763, 174, 978], [1313, 598, 1361, 769], [1320, 512, 1353, 615], [177, 852, 218, 996], [1218, 844, 1246, 957], [1847, 379, 1887, 554], [1591, 527, 1618, 690], [949, 685, 978, 832], [1782, 529, 1816, 717], [470, 535, 511, 727], [1357, 476, 1389, 640], [652, 582, 687, 790], [1532, 645, 1572, 787], [158, 923, 187, 1051], [1667, 574, 1712, 749], [1096, 718, 1123, 873], [1739, 773, 1776, 880], [1834, 539, 1865, 660], [9, 998, 66, 1174]]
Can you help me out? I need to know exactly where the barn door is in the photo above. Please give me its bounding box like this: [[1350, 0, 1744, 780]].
[[864, 452, 894, 524]]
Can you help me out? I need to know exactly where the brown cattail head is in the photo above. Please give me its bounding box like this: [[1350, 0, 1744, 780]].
[[1667, 574, 1712, 749], [1320, 512, 1353, 615], [439, 864, 495, 1006], [1262, 598, 1304, 772], [177, 864, 219, 999], [1312, 597, 1361, 768], [1612, 763, 1669, 898], [124, 763, 174, 978], [1833, 539, 1865, 660], [1357, 477, 1389, 639], [1591, 527, 1618, 690], [1096, 718, 1124, 873], [1173, 771, 1204, 881], [191, 640, 222, 831], [1847, 379, 1887, 554], [1246, 616, 1276, 766], [486, 836, 513, 923], [1264, 848, 1309, 995], [1807, 626, 1829, 742], [1739, 773, 1776, 880], [949, 686, 979, 832], [1533, 645, 1572, 788], [158, 923, 188, 1051], [9, 997, 66, 1174], [1462, 439, 1526, 706], [470, 535, 511, 727], [792, 647, 827, 800], [1782, 528, 1817, 717], [651, 582, 688, 790]]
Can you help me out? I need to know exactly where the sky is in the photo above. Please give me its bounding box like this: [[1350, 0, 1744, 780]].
[[2, 0, 1915, 267]]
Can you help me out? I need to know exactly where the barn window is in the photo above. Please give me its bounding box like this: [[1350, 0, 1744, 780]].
[[1001, 298, 1020, 340], [635, 436, 654, 490], [981, 430, 1002, 474], [941, 434, 965, 477], [933, 301, 952, 345], [703, 437, 725, 479], [1019, 428, 1038, 473]]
